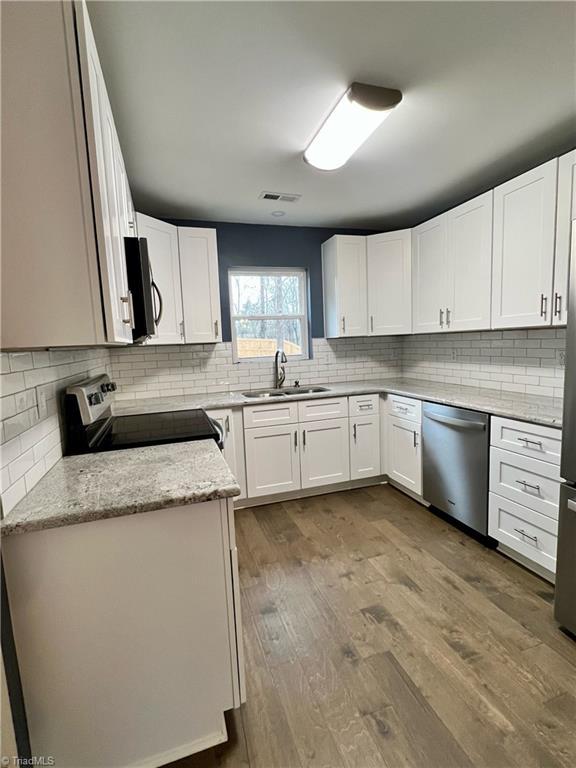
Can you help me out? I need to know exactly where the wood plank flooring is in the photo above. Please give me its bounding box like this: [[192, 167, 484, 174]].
[[168, 485, 576, 768]]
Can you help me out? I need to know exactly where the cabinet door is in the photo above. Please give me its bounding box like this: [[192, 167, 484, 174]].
[[338, 237, 367, 336], [367, 230, 412, 335], [492, 159, 557, 328], [76, 2, 132, 343], [206, 409, 246, 500], [350, 416, 381, 480], [387, 416, 422, 495], [178, 228, 222, 343], [245, 424, 300, 498], [136, 214, 185, 344], [447, 191, 493, 331], [412, 214, 449, 333], [300, 418, 350, 489], [553, 150, 576, 326]]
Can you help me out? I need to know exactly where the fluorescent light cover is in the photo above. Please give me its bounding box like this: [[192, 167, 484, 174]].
[[304, 84, 401, 171]]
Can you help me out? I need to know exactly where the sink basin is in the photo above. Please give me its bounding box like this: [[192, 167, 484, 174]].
[[282, 386, 330, 395], [242, 389, 287, 399]]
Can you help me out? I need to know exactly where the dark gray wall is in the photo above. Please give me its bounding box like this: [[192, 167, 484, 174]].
[[167, 220, 376, 341]]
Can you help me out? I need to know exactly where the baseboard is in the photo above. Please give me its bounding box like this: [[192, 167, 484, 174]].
[[235, 476, 388, 509], [126, 715, 228, 768], [497, 543, 556, 584], [387, 479, 430, 507]]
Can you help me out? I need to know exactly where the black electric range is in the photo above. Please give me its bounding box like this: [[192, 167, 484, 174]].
[[64, 375, 222, 455]]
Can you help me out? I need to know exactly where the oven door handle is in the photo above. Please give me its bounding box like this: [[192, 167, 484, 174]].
[[209, 417, 225, 449], [425, 412, 486, 430]]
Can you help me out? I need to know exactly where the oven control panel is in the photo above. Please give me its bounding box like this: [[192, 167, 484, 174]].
[[66, 374, 117, 426]]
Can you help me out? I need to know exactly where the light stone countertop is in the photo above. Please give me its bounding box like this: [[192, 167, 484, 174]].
[[1, 440, 240, 537], [113, 377, 564, 428]]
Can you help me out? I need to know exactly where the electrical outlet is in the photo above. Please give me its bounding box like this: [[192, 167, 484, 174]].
[[557, 349, 566, 368]]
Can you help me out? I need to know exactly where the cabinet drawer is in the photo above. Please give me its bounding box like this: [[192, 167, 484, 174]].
[[489, 493, 557, 572], [489, 447, 561, 520], [243, 401, 298, 428], [349, 394, 380, 416], [297, 397, 348, 422], [387, 394, 421, 423], [491, 417, 562, 465]]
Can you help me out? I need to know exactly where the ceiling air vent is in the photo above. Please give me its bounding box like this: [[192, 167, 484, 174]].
[[259, 191, 302, 203]]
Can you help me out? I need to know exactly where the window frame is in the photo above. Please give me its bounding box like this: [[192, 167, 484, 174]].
[[228, 266, 310, 363]]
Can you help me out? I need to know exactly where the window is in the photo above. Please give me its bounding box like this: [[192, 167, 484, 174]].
[[229, 268, 309, 361]]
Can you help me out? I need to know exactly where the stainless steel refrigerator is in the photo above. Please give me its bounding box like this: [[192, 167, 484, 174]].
[[555, 224, 576, 635]]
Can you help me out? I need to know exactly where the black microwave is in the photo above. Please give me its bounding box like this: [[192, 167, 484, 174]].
[[124, 237, 161, 344]]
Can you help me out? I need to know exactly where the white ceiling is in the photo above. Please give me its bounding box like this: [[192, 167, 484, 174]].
[[88, 1, 576, 229]]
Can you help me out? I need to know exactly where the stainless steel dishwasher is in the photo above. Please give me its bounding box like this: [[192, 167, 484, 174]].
[[422, 402, 489, 535]]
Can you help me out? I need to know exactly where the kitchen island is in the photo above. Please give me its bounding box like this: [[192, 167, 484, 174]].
[[1, 440, 244, 768]]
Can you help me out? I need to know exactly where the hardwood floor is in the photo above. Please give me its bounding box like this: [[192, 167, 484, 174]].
[[168, 484, 576, 768]]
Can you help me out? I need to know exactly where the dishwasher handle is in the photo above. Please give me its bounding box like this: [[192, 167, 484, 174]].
[[424, 412, 487, 430]]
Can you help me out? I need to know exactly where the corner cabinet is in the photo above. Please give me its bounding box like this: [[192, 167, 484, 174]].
[[367, 230, 412, 335], [491, 159, 558, 329], [322, 236, 367, 337], [2, 0, 134, 347], [179, 228, 223, 343]]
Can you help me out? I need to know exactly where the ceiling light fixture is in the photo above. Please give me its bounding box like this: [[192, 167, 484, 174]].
[[304, 82, 402, 171]]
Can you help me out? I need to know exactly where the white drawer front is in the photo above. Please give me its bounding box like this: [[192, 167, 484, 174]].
[[243, 401, 298, 428], [491, 416, 562, 465], [489, 493, 557, 572], [489, 447, 561, 520], [387, 394, 421, 423], [349, 394, 380, 416], [297, 397, 348, 422]]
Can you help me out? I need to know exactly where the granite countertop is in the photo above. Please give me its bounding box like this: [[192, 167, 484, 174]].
[[113, 377, 564, 428], [1, 440, 240, 538]]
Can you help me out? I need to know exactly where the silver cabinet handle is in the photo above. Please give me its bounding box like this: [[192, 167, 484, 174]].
[[514, 528, 538, 543], [342, 316, 346, 334], [554, 293, 562, 318], [353, 423, 357, 441], [516, 479, 541, 493], [413, 430, 418, 448], [225, 415, 230, 434], [294, 430, 298, 449], [214, 319, 219, 338], [121, 292, 135, 329], [517, 437, 543, 449], [397, 405, 408, 413], [370, 315, 374, 333], [439, 308, 444, 328], [358, 404, 372, 410], [179, 320, 185, 339], [302, 429, 306, 448], [446, 307, 451, 327], [540, 294, 548, 319]]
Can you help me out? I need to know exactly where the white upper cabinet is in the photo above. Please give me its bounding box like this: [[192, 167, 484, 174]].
[[136, 214, 185, 345], [412, 214, 449, 333], [322, 236, 368, 337], [446, 191, 493, 331], [76, 0, 133, 343], [367, 230, 412, 335], [178, 228, 222, 344], [491, 159, 558, 329], [553, 150, 576, 326]]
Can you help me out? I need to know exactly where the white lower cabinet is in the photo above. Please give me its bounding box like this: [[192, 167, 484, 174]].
[[300, 418, 350, 489], [245, 424, 300, 498], [350, 415, 381, 480], [206, 409, 246, 500], [387, 416, 422, 496]]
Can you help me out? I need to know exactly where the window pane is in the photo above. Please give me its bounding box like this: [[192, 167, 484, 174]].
[[233, 318, 303, 359], [230, 273, 302, 316]]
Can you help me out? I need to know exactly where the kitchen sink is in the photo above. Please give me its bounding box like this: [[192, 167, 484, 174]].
[[242, 386, 331, 399], [242, 389, 287, 399]]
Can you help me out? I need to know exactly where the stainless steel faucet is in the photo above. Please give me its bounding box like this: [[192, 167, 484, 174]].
[[274, 349, 287, 388]]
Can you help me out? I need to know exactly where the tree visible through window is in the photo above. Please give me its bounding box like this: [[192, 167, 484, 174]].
[[229, 268, 309, 361]]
